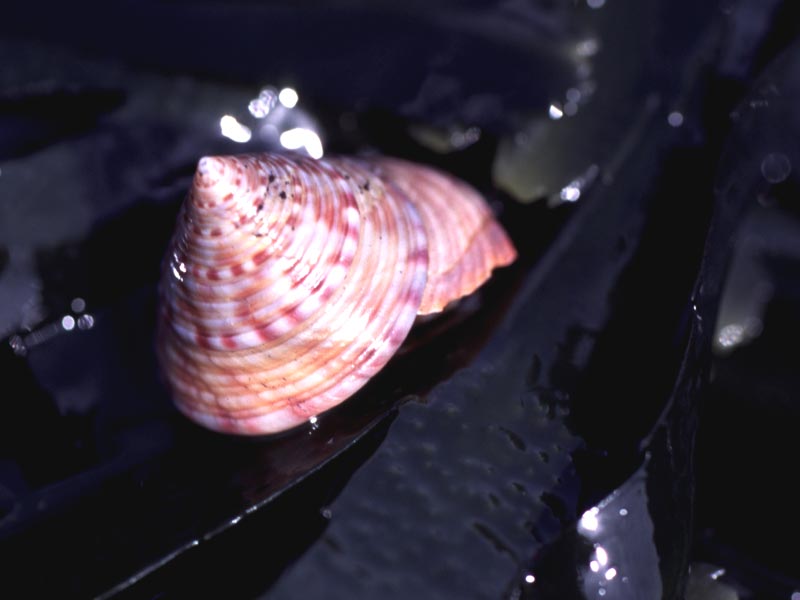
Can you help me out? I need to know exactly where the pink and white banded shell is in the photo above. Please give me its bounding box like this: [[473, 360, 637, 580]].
[[157, 153, 516, 435]]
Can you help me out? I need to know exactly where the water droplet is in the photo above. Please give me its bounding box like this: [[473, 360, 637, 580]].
[[278, 87, 299, 109], [77, 314, 95, 330], [9, 335, 27, 356], [566, 88, 582, 103], [667, 111, 684, 127], [760, 153, 791, 184], [580, 506, 600, 531], [560, 185, 581, 202], [718, 323, 744, 348], [308, 415, 320, 432], [219, 115, 252, 143], [248, 87, 279, 118], [70, 297, 86, 313], [564, 101, 579, 116], [575, 38, 600, 58]]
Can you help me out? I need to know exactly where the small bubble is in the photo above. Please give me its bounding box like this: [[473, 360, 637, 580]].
[[549, 104, 564, 120], [587, 0, 606, 7], [598, 587, 606, 596], [524, 574, 535, 584], [61, 315, 76, 331], [71, 297, 86, 313], [760, 152, 791, 184], [619, 508, 628, 516], [321, 507, 332, 519]]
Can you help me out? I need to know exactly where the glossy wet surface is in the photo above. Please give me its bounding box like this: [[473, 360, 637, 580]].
[[1, 1, 799, 598]]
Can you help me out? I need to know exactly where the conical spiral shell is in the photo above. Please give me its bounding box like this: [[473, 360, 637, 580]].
[[157, 153, 515, 435]]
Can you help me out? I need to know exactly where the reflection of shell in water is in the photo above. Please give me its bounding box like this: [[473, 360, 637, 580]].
[[157, 153, 516, 435]]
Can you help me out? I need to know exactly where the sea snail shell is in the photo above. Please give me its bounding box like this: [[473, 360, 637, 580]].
[[157, 153, 516, 435]]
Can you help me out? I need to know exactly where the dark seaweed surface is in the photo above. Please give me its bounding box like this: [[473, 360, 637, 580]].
[[1, 1, 799, 599]]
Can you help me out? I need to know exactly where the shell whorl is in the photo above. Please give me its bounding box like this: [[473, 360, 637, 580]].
[[158, 153, 515, 435]]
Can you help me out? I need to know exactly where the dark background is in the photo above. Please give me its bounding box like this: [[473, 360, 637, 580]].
[[1, 1, 799, 598]]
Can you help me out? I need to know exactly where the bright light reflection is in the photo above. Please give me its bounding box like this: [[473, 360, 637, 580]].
[[580, 507, 599, 531], [596, 546, 608, 566], [590, 560, 600, 573], [524, 574, 535, 584], [549, 104, 564, 119], [279, 87, 299, 108], [220, 115, 252, 143], [280, 127, 324, 159], [709, 568, 725, 580], [560, 185, 581, 202], [718, 323, 744, 348], [605, 568, 617, 580], [61, 315, 75, 331]]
